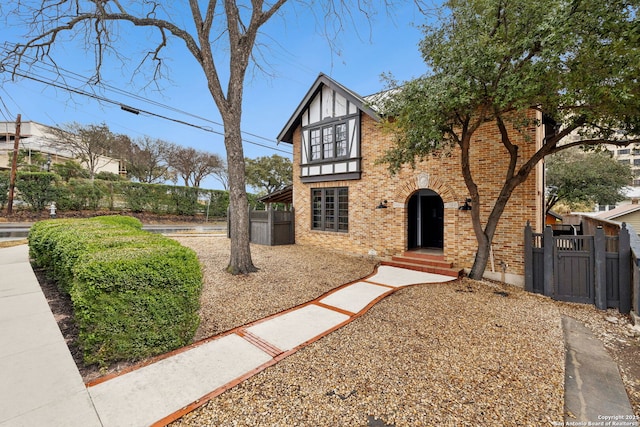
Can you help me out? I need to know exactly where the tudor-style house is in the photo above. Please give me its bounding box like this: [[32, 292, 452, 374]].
[[277, 74, 546, 286]]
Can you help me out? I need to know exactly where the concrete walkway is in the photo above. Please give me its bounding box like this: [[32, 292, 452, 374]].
[[0, 245, 101, 427], [0, 243, 636, 426], [563, 316, 635, 423]]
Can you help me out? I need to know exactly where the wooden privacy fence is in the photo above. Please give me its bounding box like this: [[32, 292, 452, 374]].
[[229, 208, 295, 246], [524, 222, 631, 313]]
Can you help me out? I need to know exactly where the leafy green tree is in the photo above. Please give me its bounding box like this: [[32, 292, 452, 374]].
[[378, 0, 640, 279], [546, 149, 632, 213], [245, 155, 292, 195], [16, 149, 49, 171]]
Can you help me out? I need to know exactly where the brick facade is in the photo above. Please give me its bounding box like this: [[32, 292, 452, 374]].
[[285, 77, 543, 285]]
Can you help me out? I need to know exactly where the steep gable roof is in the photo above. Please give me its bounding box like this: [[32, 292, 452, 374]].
[[276, 73, 380, 144]]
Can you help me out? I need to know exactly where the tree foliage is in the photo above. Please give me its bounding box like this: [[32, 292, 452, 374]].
[[546, 148, 633, 212], [15, 172, 58, 211], [16, 149, 49, 171], [52, 160, 89, 181], [245, 154, 292, 194], [377, 0, 640, 278]]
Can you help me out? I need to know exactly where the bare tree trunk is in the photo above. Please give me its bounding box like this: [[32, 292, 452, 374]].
[[224, 113, 257, 274]]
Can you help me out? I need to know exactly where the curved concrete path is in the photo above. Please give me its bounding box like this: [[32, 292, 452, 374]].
[[0, 243, 635, 426]]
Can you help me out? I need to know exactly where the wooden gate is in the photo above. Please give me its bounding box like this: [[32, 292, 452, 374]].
[[524, 222, 631, 313], [553, 235, 594, 304]]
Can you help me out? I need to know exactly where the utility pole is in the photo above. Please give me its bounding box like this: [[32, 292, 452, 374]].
[[7, 114, 21, 215]]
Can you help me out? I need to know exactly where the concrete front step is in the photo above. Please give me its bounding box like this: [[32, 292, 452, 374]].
[[381, 258, 463, 278], [391, 254, 453, 269]]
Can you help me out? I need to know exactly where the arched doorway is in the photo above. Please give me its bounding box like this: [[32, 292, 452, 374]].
[[407, 189, 444, 250]]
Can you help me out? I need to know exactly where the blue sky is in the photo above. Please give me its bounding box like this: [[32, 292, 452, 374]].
[[0, 2, 434, 190]]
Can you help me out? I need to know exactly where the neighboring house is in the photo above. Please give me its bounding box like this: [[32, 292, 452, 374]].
[[595, 203, 640, 232], [0, 121, 122, 175], [277, 74, 547, 286]]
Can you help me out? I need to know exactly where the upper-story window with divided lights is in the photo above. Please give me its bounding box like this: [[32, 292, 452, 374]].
[[309, 122, 349, 162]]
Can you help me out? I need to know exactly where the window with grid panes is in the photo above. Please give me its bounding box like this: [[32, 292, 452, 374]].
[[310, 128, 321, 161], [336, 123, 348, 157], [311, 187, 348, 232], [323, 127, 334, 159], [308, 121, 349, 161]]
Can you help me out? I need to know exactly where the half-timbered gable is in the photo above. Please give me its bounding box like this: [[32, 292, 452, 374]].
[[278, 73, 378, 183]]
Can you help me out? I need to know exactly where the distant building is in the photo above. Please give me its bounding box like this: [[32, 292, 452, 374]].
[[610, 145, 640, 186], [0, 121, 123, 175]]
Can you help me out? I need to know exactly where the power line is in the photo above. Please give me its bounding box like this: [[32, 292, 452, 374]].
[[0, 44, 276, 143], [0, 87, 17, 121], [7, 69, 292, 155], [0, 45, 292, 154]]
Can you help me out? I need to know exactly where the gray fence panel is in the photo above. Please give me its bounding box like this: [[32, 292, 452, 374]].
[[248, 209, 294, 246], [618, 224, 631, 314], [525, 223, 633, 313], [606, 252, 620, 308]]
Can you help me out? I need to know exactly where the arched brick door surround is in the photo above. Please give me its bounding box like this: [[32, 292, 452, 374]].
[[393, 172, 461, 206], [394, 172, 462, 256]]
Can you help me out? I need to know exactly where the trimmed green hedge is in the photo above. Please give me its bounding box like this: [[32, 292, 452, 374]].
[[29, 216, 202, 366]]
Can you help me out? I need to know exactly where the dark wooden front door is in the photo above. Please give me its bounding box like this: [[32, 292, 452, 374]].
[[408, 190, 444, 250]]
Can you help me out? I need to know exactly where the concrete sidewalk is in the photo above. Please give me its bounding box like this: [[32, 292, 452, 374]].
[[0, 245, 101, 427], [0, 243, 636, 426], [563, 316, 635, 423]]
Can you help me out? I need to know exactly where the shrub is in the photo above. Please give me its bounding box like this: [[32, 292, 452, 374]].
[[52, 160, 89, 182], [71, 244, 202, 364], [55, 179, 106, 211], [15, 172, 58, 211], [0, 171, 9, 208], [169, 186, 200, 216], [28, 215, 202, 366]]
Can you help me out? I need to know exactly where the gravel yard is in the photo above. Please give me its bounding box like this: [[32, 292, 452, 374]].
[[171, 235, 571, 426], [177, 235, 379, 341]]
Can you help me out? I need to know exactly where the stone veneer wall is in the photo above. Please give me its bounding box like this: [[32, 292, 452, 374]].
[[291, 112, 540, 279]]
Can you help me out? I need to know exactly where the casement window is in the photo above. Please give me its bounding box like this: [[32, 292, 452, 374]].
[[311, 187, 349, 232], [310, 128, 321, 161], [309, 121, 348, 162]]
